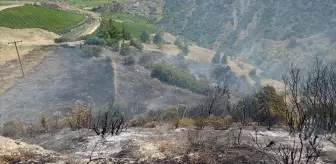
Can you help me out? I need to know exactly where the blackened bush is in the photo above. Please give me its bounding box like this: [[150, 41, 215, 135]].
[[249, 69, 257, 76], [139, 54, 152, 67], [212, 66, 231, 79], [123, 56, 135, 65], [82, 46, 102, 58]]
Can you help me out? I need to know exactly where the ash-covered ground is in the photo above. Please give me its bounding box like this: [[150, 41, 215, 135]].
[[0, 47, 115, 123], [21, 125, 336, 164], [0, 46, 206, 124]]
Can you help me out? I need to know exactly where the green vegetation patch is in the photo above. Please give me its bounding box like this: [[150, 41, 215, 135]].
[[0, 5, 85, 34], [102, 12, 156, 39], [70, 0, 116, 8], [151, 61, 205, 93]]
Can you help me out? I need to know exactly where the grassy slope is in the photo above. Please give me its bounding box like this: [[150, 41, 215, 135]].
[[0, 5, 85, 33], [102, 12, 157, 39], [71, 0, 116, 8]]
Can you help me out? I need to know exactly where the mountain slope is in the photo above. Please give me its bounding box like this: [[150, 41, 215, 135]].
[[161, 0, 336, 79]]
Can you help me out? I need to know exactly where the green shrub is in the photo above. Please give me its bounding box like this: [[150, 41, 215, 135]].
[[150, 62, 205, 93], [130, 39, 144, 51], [140, 30, 150, 43], [153, 31, 164, 45], [85, 36, 106, 45], [174, 37, 189, 55], [40, 113, 48, 132], [54, 37, 72, 43], [106, 39, 120, 51]]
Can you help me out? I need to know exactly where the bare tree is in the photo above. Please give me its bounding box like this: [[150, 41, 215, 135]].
[[92, 111, 125, 138], [280, 58, 336, 163], [92, 100, 126, 138], [283, 59, 336, 137], [204, 83, 230, 116]]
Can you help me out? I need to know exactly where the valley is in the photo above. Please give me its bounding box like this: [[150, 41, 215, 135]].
[[0, 0, 335, 164]]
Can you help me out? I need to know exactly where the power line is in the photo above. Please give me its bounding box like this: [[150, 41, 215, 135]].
[[8, 40, 24, 77]]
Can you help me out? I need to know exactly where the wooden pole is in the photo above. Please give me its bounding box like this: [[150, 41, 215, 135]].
[[8, 40, 24, 77]]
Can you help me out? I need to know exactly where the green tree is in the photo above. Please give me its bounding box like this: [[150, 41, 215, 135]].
[[153, 30, 164, 45], [121, 23, 132, 43], [236, 85, 286, 130], [175, 37, 189, 55], [256, 86, 286, 130], [174, 37, 183, 47], [140, 30, 150, 43], [40, 113, 48, 132], [151, 61, 204, 93]]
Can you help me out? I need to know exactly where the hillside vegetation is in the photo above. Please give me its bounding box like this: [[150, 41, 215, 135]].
[[0, 5, 85, 34], [161, 0, 336, 79], [102, 12, 156, 39], [151, 61, 205, 93]]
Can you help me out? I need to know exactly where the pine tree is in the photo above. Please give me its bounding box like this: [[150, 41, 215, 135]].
[[140, 30, 150, 43]]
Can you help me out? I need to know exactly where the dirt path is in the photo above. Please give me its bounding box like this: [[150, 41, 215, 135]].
[[0, 4, 24, 11], [79, 17, 101, 36], [65, 6, 102, 37]]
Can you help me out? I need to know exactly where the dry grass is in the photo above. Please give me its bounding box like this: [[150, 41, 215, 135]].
[[227, 56, 285, 91], [227, 56, 260, 78], [0, 27, 58, 64], [179, 118, 195, 127], [143, 44, 181, 56], [0, 136, 58, 163], [185, 44, 215, 63], [206, 115, 233, 130], [0, 46, 53, 94], [163, 32, 176, 44]]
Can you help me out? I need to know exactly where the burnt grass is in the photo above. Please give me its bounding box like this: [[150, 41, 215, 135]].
[[0, 47, 115, 123]]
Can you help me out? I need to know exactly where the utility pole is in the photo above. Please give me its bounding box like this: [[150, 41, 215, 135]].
[[8, 40, 24, 77]]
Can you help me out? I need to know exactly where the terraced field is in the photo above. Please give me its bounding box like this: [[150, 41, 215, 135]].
[[102, 12, 156, 39], [0, 5, 85, 34]]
